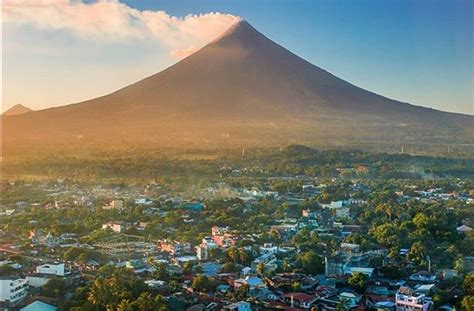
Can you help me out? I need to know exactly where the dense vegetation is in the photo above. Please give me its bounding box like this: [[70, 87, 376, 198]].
[[2, 145, 474, 183]]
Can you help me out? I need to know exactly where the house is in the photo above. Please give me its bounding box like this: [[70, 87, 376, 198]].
[[135, 198, 153, 205], [269, 223, 298, 237], [211, 226, 239, 247], [260, 243, 279, 254], [40, 232, 61, 247], [325, 254, 345, 276], [222, 301, 251, 311], [183, 202, 204, 211], [321, 201, 351, 218], [251, 253, 278, 274], [344, 266, 374, 277], [281, 292, 318, 309], [195, 237, 217, 261], [27, 263, 71, 288], [171, 256, 198, 266], [395, 286, 434, 311], [102, 221, 127, 233], [145, 280, 166, 289], [234, 276, 268, 298], [456, 224, 472, 234], [340, 243, 360, 254], [409, 271, 436, 283], [103, 199, 124, 210], [36, 263, 67, 276], [0, 276, 28, 303], [20, 301, 57, 311], [159, 240, 192, 255]]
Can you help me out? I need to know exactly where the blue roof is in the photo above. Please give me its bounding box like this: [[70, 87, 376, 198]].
[[184, 202, 204, 210], [20, 301, 57, 311]]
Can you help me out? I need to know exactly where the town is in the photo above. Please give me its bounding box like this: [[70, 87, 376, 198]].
[[1, 152, 473, 311]]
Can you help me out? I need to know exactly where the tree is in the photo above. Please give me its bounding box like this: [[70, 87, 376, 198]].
[[41, 277, 66, 298], [234, 284, 249, 300], [256, 262, 265, 276], [117, 300, 133, 311], [221, 262, 238, 273], [348, 272, 368, 294], [295, 251, 323, 275], [335, 298, 348, 311], [455, 257, 467, 275], [462, 274, 474, 310], [129, 292, 169, 311], [192, 274, 214, 292], [407, 241, 427, 266], [183, 261, 194, 274], [87, 267, 147, 310]]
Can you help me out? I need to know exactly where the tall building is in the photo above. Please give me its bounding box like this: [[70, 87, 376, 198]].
[[395, 286, 434, 311], [0, 277, 28, 303]]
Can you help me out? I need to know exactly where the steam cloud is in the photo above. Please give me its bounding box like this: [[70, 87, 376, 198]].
[[3, 0, 241, 59]]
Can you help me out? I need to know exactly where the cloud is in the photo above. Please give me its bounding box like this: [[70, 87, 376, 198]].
[[2, 0, 241, 58]]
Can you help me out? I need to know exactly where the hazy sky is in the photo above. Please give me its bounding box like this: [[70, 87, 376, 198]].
[[2, 0, 473, 115]]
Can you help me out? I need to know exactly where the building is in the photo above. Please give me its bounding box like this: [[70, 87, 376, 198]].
[[183, 202, 204, 211], [409, 271, 436, 283], [36, 263, 66, 276], [135, 198, 153, 205], [40, 232, 61, 247], [0, 277, 28, 303], [340, 243, 360, 254], [325, 254, 345, 276], [102, 221, 127, 233], [195, 237, 217, 261], [103, 199, 124, 210], [211, 226, 238, 247], [395, 286, 434, 311], [234, 276, 268, 298], [159, 240, 192, 255], [251, 253, 278, 275], [321, 200, 351, 218], [269, 223, 298, 237], [223, 301, 251, 311], [456, 224, 472, 234], [171, 256, 198, 267], [281, 292, 318, 308], [20, 301, 57, 311]]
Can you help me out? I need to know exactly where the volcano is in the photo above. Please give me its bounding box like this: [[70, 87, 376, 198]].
[[3, 104, 32, 116], [2, 20, 472, 152]]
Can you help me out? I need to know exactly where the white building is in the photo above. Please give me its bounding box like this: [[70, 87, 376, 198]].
[[102, 221, 126, 233], [103, 199, 124, 210], [36, 263, 66, 276], [195, 237, 217, 261], [0, 277, 28, 303], [135, 198, 153, 205], [321, 200, 351, 218], [395, 286, 434, 311]]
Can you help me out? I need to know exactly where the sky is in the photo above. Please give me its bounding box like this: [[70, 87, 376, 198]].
[[2, 0, 473, 115]]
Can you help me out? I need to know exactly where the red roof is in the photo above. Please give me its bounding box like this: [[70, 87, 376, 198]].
[[282, 292, 315, 302], [267, 301, 306, 310]]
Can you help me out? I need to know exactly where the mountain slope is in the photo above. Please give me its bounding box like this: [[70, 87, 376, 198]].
[[2, 21, 472, 152], [3, 104, 32, 116]]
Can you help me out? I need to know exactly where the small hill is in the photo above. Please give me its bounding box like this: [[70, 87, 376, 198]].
[[3, 104, 32, 116]]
